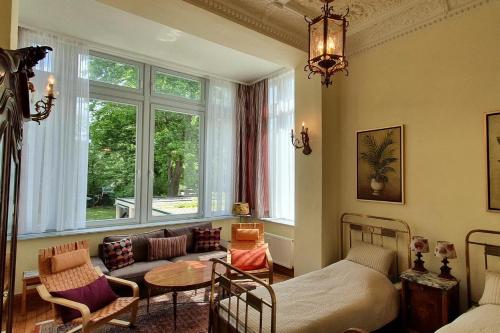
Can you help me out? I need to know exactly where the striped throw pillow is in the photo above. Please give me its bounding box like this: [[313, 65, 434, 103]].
[[148, 235, 187, 261], [346, 241, 394, 276]]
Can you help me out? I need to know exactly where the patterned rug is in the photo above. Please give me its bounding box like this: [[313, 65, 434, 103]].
[[58, 288, 212, 333]]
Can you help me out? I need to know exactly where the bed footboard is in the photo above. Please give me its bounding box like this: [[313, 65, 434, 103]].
[[209, 258, 277, 333]]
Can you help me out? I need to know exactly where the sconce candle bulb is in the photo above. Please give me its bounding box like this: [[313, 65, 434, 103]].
[[32, 75, 57, 124], [291, 122, 312, 155]]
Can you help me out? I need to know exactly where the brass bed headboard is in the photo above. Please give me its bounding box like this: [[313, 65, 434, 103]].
[[341, 213, 412, 276], [465, 229, 500, 307]]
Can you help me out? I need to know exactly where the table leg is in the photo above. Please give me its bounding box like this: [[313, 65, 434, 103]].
[[147, 286, 151, 314], [173, 291, 178, 331], [21, 281, 27, 316]]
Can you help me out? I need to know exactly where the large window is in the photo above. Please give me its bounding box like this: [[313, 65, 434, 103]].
[[86, 99, 138, 221], [151, 108, 201, 217], [87, 52, 206, 224]]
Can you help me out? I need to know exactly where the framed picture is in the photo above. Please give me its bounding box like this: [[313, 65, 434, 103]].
[[486, 111, 500, 211], [357, 125, 404, 203]]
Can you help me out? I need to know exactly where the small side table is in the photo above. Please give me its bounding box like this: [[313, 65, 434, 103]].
[[401, 270, 459, 333], [22, 270, 41, 315]]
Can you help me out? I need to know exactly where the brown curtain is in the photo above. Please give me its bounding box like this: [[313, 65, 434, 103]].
[[235, 80, 269, 218]]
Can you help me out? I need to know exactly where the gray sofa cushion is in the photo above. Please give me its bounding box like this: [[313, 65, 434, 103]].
[[109, 260, 171, 283], [103, 229, 166, 262], [171, 250, 227, 263], [165, 222, 212, 253], [90, 256, 109, 275]]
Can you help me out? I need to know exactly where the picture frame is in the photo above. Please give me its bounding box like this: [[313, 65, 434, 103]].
[[357, 125, 404, 204], [485, 111, 500, 211]]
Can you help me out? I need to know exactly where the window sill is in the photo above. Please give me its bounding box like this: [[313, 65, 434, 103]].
[[259, 218, 295, 227], [17, 216, 234, 241]]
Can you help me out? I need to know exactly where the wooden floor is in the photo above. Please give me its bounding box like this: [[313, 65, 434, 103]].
[[13, 273, 290, 333]]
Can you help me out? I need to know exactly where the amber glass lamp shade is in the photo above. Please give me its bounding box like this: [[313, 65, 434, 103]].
[[305, 0, 348, 87]]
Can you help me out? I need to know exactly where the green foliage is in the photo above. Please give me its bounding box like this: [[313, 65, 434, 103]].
[[88, 55, 138, 88], [153, 110, 200, 197], [155, 72, 201, 100], [86, 206, 115, 220], [86, 59, 202, 221], [87, 100, 137, 201], [360, 130, 398, 183]]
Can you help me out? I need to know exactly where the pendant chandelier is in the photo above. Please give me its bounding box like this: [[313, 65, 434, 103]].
[[305, 0, 349, 87]]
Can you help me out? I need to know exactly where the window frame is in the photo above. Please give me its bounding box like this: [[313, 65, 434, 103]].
[[87, 51, 208, 228], [151, 66, 206, 106], [88, 51, 145, 94], [147, 103, 205, 222], [84, 93, 144, 228]]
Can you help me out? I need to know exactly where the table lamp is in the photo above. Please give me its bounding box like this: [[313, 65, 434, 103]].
[[232, 202, 250, 223], [410, 236, 429, 273], [434, 241, 457, 280]]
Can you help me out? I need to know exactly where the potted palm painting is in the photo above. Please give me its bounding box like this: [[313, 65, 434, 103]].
[[357, 125, 404, 203], [486, 111, 500, 211]]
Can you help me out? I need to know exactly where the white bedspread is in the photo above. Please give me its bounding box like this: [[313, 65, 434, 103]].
[[219, 259, 399, 333], [435, 304, 500, 333]]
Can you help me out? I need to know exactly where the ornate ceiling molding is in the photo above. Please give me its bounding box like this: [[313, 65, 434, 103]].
[[182, 0, 490, 56]]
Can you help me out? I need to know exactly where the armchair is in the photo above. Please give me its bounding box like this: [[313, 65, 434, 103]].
[[37, 241, 139, 333], [228, 223, 274, 284]]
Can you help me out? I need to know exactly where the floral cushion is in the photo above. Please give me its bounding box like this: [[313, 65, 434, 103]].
[[193, 227, 221, 252], [103, 238, 134, 271]]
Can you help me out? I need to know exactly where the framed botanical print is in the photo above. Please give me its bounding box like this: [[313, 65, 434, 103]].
[[357, 125, 404, 203], [486, 111, 500, 211]]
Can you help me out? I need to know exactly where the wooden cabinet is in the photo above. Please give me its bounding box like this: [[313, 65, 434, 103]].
[[0, 47, 50, 332], [401, 270, 459, 333]]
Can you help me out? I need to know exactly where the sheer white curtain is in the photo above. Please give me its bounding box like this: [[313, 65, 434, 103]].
[[268, 70, 295, 221], [204, 78, 237, 217], [18, 28, 89, 233]]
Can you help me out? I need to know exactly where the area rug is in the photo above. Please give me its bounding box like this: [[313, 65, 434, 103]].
[[58, 288, 212, 333]]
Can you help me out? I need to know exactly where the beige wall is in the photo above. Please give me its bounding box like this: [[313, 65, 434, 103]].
[[324, 2, 500, 308], [293, 65, 325, 275], [0, 0, 18, 49]]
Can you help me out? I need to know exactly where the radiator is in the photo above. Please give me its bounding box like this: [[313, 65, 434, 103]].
[[264, 232, 294, 269]]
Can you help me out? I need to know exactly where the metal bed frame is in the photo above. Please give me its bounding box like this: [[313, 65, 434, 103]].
[[209, 258, 277, 333], [341, 213, 412, 275], [465, 229, 500, 307], [208, 213, 411, 333]]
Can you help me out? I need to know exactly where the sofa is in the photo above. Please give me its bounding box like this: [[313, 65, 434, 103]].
[[91, 222, 227, 297]]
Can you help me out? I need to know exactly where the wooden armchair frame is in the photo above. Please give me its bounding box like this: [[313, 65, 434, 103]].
[[37, 241, 139, 333], [228, 223, 274, 284]]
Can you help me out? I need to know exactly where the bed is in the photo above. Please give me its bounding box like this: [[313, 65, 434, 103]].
[[208, 213, 412, 333], [435, 229, 500, 333]]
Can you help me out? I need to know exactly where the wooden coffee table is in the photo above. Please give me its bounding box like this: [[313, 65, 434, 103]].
[[144, 260, 225, 330]]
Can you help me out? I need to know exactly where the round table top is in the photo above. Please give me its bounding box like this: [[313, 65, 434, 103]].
[[144, 260, 226, 291]]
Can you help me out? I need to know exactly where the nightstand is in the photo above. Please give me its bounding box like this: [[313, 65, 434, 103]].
[[401, 270, 459, 333]]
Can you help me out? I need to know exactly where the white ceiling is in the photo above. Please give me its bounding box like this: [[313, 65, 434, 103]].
[[19, 0, 284, 84]]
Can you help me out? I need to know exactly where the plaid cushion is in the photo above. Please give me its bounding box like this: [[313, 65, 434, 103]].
[[103, 238, 134, 271], [193, 227, 221, 252]]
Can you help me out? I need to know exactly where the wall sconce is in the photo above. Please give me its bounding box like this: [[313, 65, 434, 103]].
[[30, 75, 56, 124], [291, 122, 312, 155]]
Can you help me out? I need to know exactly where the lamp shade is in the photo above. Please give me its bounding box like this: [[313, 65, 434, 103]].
[[232, 202, 249, 216], [410, 236, 429, 253], [434, 241, 457, 259]]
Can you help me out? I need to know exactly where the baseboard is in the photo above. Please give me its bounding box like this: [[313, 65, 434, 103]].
[[273, 263, 294, 277]]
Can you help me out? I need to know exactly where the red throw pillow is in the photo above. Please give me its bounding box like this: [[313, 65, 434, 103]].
[[51, 275, 118, 323], [193, 227, 221, 252], [230, 247, 267, 271], [103, 237, 134, 271], [148, 235, 187, 260]]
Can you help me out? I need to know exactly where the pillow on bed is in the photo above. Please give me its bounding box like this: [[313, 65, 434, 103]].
[[479, 271, 500, 305], [345, 241, 394, 276]]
